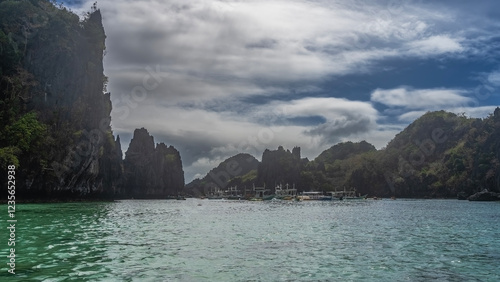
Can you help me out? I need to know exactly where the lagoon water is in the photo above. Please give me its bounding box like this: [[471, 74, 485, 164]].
[[1, 199, 499, 281]]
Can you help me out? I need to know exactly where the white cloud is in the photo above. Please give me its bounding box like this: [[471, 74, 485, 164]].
[[371, 87, 496, 123], [90, 0, 470, 105], [398, 110, 428, 122], [371, 87, 472, 109], [406, 35, 463, 56], [112, 96, 382, 180], [257, 97, 379, 144], [487, 71, 500, 86], [275, 97, 377, 119], [70, 0, 499, 182]]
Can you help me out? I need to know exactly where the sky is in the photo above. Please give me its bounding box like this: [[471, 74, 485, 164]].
[[68, 0, 500, 182]]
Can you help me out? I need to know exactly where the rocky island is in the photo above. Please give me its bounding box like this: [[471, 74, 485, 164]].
[[0, 1, 183, 200]]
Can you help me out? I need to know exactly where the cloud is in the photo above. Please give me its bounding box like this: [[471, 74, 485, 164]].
[[370, 86, 497, 123], [68, 0, 500, 182], [406, 35, 463, 56], [371, 87, 473, 110], [370, 87, 496, 123], [487, 71, 500, 86], [398, 106, 498, 122], [258, 97, 379, 144], [398, 111, 427, 122], [92, 0, 475, 105], [112, 96, 380, 180]]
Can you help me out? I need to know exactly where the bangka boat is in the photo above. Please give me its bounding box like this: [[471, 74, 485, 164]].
[[298, 191, 338, 201], [249, 184, 274, 201], [344, 194, 368, 200], [225, 186, 244, 200], [332, 187, 367, 200], [274, 183, 297, 200], [207, 187, 224, 200]]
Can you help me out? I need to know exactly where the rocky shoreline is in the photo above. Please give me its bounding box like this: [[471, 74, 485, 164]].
[[467, 189, 500, 201]]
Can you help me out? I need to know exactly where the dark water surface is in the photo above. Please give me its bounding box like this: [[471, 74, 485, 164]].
[[1, 199, 499, 281]]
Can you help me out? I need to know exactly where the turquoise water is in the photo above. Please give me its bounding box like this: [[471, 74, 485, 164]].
[[1, 199, 499, 281]]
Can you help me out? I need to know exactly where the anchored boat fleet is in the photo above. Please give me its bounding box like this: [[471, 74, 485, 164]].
[[206, 183, 367, 201]]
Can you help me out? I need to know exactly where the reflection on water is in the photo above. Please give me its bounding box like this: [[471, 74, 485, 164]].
[[0, 199, 499, 281]]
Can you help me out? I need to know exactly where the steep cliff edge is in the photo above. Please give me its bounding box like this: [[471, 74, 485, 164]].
[[123, 128, 184, 198], [0, 1, 121, 199], [257, 146, 306, 192]]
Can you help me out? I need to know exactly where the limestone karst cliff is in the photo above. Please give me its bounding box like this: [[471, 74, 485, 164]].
[[123, 128, 184, 198], [0, 1, 184, 200], [257, 146, 306, 192], [0, 1, 121, 198]]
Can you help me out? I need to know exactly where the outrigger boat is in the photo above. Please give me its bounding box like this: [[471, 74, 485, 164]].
[[207, 187, 224, 200], [249, 184, 275, 201], [225, 186, 243, 200], [298, 191, 326, 201], [297, 191, 341, 201], [274, 183, 297, 200], [331, 187, 367, 200]]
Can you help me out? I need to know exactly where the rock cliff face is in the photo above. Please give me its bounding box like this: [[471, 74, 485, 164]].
[[0, 2, 186, 200], [467, 189, 500, 201], [0, 1, 124, 198], [123, 128, 184, 198], [257, 146, 305, 192]]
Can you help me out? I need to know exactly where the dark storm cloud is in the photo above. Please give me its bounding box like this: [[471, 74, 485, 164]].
[[305, 115, 373, 145]]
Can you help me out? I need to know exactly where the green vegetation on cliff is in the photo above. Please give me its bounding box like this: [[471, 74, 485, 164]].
[[185, 153, 259, 196], [0, 0, 122, 199]]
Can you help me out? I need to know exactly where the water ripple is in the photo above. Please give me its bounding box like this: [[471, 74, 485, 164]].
[[1, 200, 499, 281]]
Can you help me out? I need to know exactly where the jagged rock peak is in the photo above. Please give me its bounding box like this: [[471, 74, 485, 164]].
[[292, 146, 301, 159], [126, 128, 155, 157], [123, 128, 184, 198]]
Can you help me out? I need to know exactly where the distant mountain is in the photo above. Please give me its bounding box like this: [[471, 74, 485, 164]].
[[315, 141, 376, 163], [378, 110, 500, 198], [185, 153, 259, 196], [303, 110, 500, 198], [301, 141, 377, 192]]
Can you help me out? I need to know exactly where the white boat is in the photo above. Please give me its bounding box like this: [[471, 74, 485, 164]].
[[331, 187, 367, 200], [274, 183, 297, 200], [298, 191, 339, 201], [250, 184, 274, 201]]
